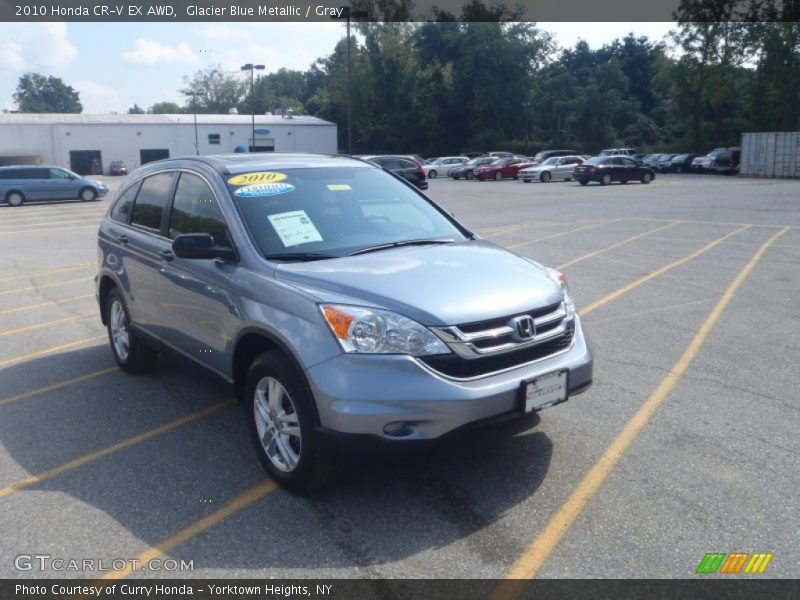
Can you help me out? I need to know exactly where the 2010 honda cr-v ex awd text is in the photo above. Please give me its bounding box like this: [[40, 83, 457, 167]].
[[95, 153, 593, 492]]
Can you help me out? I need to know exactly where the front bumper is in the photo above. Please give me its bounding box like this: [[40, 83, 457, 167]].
[[304, 315, 593, 444]]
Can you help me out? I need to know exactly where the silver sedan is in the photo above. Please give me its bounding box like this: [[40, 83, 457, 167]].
[[519, 156, 585, 183]]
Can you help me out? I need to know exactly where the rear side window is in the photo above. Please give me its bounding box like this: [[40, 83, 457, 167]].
[[50, 169, 71, 179], [130, 172, 175, 233], [110, 182, 141, 224], [168, 172, 231, 248]]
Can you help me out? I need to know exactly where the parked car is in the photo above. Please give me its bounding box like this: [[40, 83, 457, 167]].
[[654, 154, 678, 172], [667, 153, 699, 173], [450, 156, 496, 180], [691, 156, 706, 173], [109, 161, 128, 176], [423, 156, 469, 179], [599, 148, 637, 157], [474, 157, 534, 181], [573, 156, 655, 185], [485, 151, 514, 158], [519, 155, 585, 183], [362, 155, 428, 190], [643, 153, 672, 169], [96, 153, 593, 492], [702, 147, 740, 174], [530, 149, 579, 166], [0, 165, 108, 206]]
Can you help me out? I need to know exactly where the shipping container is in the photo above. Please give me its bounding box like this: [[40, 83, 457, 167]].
[[740, 132, 800, 178]]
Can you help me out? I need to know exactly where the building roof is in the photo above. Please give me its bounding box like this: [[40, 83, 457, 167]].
[[0, 113, 334, 126]]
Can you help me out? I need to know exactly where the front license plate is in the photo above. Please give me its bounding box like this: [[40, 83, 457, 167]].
[[521, 370, 568, 413]]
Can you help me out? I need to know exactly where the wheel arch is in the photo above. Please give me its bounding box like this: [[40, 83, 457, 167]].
[[98, 273, 122, 326]]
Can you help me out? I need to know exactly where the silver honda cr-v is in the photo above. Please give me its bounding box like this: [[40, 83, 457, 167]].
[[96, 154, 593, 492]]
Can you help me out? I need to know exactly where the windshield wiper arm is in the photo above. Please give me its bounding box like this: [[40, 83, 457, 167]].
[[348, 238, 456, 256], [266, 252, 338, 262]]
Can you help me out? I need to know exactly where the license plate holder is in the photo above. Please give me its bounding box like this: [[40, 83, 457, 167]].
[[520, 369, 569, 414]]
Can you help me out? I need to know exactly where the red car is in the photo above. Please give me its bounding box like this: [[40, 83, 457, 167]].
[[473, 157, 534, 181]]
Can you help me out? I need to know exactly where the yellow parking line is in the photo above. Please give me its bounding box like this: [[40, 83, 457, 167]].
[[496, 227, 789, 588], [0, 366, 118, 407], [0, 218, 102, 231], [0, 400, 234, 500], [0, 294, 94, 316], [628, 217, 796, 229], [0, 312, 95, 338], [580, 224, 751, 316], [508, 218, 626, 250], [0, 335, 106, 368], [556, 222, 682, 270], [99, 479, 278, 580], [0, 277, 92, 296], [0, 225, 100, 236], [0, 264, 94, 283]]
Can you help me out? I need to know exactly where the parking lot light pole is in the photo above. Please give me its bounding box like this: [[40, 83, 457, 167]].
[[241, 63, 265, 151], [331, 7, 368, 155], [182, 90, 206, 155]]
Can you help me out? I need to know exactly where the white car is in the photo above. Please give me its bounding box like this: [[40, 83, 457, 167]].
[[423, 156, 468, 179], [519, 155, 585, 183]]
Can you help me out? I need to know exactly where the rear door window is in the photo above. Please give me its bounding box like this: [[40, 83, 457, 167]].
[[110, 182, 141, 224], [130, 172, 175, 233]]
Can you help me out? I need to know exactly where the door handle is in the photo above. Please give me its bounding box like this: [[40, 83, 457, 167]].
[[115, 234, 129, 245], [160, 249, 174, 262]]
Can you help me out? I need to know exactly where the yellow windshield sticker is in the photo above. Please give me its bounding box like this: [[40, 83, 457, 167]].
[[327, 184, 352, 191], [228, 172, 287, 185]]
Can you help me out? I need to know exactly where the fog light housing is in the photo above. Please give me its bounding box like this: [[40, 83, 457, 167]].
[[383, 422, 413, 437]]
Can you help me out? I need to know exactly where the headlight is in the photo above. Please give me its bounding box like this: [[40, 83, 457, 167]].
[[546, 268, 576, 318], [320, 304, 450, 356]]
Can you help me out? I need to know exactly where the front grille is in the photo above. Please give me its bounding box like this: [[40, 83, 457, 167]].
[[421, 322, 574, 379], [458, 302, 561, 334]]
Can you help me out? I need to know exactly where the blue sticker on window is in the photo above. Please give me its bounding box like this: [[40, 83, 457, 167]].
[[234, 182, 295, 197]]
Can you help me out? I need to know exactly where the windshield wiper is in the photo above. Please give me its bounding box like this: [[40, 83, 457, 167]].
[[265, 252, 338, 262], [348, 238, 456, 256]]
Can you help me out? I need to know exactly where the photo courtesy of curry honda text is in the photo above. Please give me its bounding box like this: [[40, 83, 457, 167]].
[[95, 153, 593, 492]]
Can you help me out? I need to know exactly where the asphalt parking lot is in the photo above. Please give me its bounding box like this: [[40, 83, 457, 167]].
[[0, 172, 798, 581]]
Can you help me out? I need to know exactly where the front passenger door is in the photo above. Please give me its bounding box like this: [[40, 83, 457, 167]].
[[152, 171, 238, 375]]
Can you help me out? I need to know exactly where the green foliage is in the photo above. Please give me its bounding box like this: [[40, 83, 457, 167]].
[[127, 104, 145, 114], [13, 73, 82, 113], [149, 102, 183, 114], [182, 66, 246, 114]]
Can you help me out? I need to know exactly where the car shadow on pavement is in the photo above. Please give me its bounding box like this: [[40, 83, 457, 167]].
[[0, 345, 552, 573]]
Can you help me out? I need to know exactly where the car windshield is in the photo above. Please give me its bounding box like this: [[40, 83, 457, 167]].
[[673, 154, 689, 161], [465, 158, 481, 166], [540, 157, 559, 166], [228, 166, 467, 260]]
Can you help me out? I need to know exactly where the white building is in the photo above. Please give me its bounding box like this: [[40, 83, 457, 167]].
[[0, 113, 338, 174]]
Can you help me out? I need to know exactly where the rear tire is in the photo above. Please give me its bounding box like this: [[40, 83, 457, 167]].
[[105, 288, 158, 373], [6, 191, 24, 207], [245, 351, 341, 493], [579, 179, 589, 186], [452, 175, 460, 180], [523, 179, 531, 183], [466, 171, 474, 180], [428, 169, 437, 179], [494, 171, 503, 181], [600, 173, 612, 186]]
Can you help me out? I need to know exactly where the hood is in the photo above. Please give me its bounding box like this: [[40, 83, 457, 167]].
[[274, 240, 562, 326]]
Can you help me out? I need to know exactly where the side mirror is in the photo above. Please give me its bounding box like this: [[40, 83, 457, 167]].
[[172, 233, 237, 262]]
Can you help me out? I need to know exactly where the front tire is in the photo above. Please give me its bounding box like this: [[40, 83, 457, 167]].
[[540, 171, 552, 183], [494, 171, 503, 181], [80, 187, 97, 202], [641, 172, 652, 184], [246, 351, 341, 493], [466, 171, 474, 180], [579, 179, 589, 186], [6, 191, 24, 207], [105, 288, 157, 373]]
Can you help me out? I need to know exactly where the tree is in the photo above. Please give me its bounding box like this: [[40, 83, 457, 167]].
[[149, 101, 183, 114], [127, 104, 145, 114], [13, 73, 82, 113], [182, 66, 246, 114]]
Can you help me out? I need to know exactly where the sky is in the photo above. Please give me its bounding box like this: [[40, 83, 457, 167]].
[[0, 22, 676, 114]]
